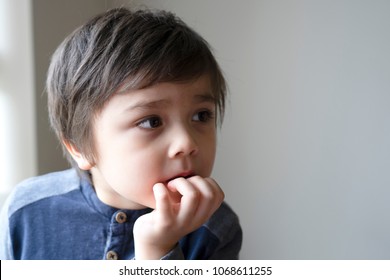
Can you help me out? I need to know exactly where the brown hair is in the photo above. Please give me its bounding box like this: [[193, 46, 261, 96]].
[[47, 8, 226, 171]]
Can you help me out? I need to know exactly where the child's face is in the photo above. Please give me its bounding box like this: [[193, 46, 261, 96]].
[[89, 74, 217, 209]]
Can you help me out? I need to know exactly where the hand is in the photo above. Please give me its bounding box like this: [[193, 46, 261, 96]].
[[133, 176, 224, 259]]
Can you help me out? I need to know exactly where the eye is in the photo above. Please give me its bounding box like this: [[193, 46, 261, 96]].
[[137, 116, 163, 129], [192, 110, 215, 123]]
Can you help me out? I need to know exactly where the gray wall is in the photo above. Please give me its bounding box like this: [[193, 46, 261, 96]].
[[133, 0, 390, 259], [32, 0, 111, 174], [22, 0, 390, 259]]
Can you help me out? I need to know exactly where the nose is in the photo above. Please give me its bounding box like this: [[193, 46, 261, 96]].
[[168, 125, 199, 158]]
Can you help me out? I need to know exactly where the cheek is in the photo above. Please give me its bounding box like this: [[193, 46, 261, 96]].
[[112, 151, 162, 184], [100, 155, 160, 208], [96, 140, 162, 187], [200, 134, 217, 176]]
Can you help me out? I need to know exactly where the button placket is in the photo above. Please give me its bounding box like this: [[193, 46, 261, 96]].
[[104, 211, 130, 260]]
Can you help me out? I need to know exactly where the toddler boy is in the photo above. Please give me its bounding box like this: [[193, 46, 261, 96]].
[[0, 7, 242, 260]]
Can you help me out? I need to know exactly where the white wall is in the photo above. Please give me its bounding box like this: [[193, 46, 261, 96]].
[[130, 0, 390, 259], [0, 0, 37, 198], [0, 0, 110, 210]]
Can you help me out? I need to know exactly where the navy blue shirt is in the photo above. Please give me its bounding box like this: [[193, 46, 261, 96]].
[[0, 169, 242, 260]]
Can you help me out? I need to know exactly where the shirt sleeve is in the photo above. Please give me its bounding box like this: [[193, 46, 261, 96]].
[[207, 220, 243, 260], [160, 243, 185, 260], [203, 202, 243, 260]]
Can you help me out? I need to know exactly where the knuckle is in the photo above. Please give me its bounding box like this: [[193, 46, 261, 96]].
[[187, 188, 200, 201]]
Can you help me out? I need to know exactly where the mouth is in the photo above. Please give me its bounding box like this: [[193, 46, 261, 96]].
[[165, 171, 196, 183]]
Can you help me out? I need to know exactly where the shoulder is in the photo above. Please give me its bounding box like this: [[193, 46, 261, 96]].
[[3, 169, 80, 217]]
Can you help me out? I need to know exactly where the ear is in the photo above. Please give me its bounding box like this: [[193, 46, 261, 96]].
[[62, 140, 93, 170]]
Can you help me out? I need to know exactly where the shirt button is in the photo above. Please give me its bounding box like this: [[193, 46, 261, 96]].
[[106, 250, 118, 260], [115, 212, 127, 223]]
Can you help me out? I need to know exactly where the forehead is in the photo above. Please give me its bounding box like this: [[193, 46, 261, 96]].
[[118, 72, 213, 95], [122, 74, 212, 102], [97, 74, 214, 117]]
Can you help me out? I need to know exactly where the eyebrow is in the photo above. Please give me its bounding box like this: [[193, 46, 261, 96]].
[[193, 93, 216, 104], [124, 93, 216, 113], [125, 99, 171, 111]]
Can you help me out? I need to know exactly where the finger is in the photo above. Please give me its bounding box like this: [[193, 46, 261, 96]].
[[167, 178, 200, 222], [204, 177, 225, 203], [204, 177, 225, 212], [188, 176, 224, 201], [166, 186, 182, 204], [187, 176, 224, 223], [153, 183, 174, 220]]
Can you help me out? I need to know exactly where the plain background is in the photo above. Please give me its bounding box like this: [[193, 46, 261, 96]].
[[1, 0, 390, 259]]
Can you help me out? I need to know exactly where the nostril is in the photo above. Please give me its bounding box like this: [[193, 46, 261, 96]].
[[168, 134, 199, 158]]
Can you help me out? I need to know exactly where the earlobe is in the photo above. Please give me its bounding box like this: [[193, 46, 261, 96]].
[[62, 140, 93, 170]]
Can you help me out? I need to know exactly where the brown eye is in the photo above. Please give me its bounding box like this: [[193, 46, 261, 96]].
[[137, 116, 163, 129], [192, 110, 214, 122]]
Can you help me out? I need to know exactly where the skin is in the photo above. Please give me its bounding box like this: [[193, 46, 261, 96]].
[[64, 74, 224, 259]]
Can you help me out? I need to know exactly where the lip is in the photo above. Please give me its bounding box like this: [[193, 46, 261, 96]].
[[165, 171, 196, 183]]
